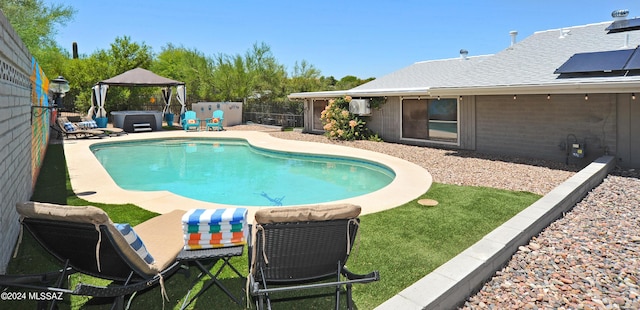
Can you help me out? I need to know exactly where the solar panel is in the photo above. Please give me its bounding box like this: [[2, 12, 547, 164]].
[[624, 48, 640, 70], [606, 18, 640, 34], [554, 49, 635, 74]]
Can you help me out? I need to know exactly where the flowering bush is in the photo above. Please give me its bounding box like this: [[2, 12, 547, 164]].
[[320, 96, 372, 141]]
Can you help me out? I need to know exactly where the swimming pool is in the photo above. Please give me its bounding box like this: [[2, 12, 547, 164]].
[[90, 138, 395, 206]]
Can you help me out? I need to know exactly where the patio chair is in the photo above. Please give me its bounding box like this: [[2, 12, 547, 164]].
[[205, 109, 224, 131], [56, 117, 105, 139], [205, 110, 224, 131], [0, 202, 186, 310], [248, 204, 380, 310], [182, 111, 200, 131]]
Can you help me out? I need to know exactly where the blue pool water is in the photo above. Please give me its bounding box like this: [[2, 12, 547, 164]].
[[90, 138, 395, 206]]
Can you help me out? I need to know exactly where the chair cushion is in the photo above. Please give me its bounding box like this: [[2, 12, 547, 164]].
[[114, 223, 155, 264], [134, 210, 186, 271], [187, 119, 197, 124], [16, 202, 163, 276], [254, 204, 361, 224], [16, 201, 111, 225]]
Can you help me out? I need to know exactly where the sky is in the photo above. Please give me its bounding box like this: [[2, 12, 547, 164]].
[[44, 0, 640, 79]]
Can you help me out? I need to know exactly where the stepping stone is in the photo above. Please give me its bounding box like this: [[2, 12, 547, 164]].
[[418, 199, 439, 207]]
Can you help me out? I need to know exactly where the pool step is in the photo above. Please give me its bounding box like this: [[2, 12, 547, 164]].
[[133, 123, 152, 132]]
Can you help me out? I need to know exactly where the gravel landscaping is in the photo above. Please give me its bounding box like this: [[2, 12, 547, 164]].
[[231, 125, 577, 195], [229, 125, 639, 309]]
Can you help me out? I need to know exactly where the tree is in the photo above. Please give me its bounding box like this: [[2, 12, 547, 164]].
[[244, 42, 287, 103], [0, 0, 75, 52], [108, 36, 153, 74], [211, 42, 287, 103], [1, 0, 75, 83], [152, 44, 215, 102], [60, 36, 154, 113], [288, 60, 323, 93], [335, 75, 360, 90], [62, 52, 112, 113], [212, 53, 251, 102]]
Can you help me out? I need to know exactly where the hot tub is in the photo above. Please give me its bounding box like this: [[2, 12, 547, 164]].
[[111, 111, 163, 133]]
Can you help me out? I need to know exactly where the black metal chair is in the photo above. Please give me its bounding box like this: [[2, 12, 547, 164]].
[[248, 204, 380, 310], [0, 202, 186, 310]]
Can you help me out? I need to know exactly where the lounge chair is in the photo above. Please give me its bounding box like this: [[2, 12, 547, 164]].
[[56, 117, 105, 139], [79, 116, 126, 136], [182, 111, 200, 131], [205, 110, 224, 131], [248, 204, 380, 310], [0, 202, 186, 310]]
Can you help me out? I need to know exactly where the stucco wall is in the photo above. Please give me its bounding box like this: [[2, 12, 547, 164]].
[[0, 12, 35, 273], [475, 94, 617, 165]]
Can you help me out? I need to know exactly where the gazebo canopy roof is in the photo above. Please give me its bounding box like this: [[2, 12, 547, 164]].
[[98, 67, 184, 87]]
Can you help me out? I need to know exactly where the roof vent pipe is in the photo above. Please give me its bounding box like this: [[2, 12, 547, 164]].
[[459, 49, 469, 60], [612, 9, 629, 21], [509, 30, 518, 47], [623, 33, 630, 48]]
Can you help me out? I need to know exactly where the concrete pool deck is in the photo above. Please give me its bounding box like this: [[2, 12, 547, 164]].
[[63, 130, 432, 219]]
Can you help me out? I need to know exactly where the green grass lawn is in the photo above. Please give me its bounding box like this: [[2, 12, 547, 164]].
[[7, 143, 540, 309]]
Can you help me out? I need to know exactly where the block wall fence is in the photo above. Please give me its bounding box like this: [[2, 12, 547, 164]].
[[0, 10, 51, 273]]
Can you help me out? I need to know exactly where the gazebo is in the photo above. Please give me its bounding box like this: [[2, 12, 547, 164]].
[[87, 68, 186, 131]]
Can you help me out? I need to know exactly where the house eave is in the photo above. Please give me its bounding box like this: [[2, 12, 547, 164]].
[[428, 81, 640, 96], [289, 80, 640, 100], [288, 87, 431, 100]]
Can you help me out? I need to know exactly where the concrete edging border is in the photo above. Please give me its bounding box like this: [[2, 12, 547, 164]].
[[376, 155, 615, 310]]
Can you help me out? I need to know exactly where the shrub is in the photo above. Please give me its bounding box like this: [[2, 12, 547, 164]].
[[320, 96, 379, 141]]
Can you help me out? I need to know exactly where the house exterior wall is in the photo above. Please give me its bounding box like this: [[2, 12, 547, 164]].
[[474, 94, 617, 165], [616, 93, 640, 168], [301, 92, 638, 168], [365, 97, 402, 141], [0, 12, 35, 273], [459, 95, 476, 150], [371, 96, 476, 150]]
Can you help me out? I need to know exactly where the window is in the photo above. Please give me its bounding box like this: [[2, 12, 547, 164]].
[[402, 98, 458, 143]]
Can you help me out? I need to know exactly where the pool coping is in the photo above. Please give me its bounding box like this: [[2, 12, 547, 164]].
[[63, 130, 433, 219]]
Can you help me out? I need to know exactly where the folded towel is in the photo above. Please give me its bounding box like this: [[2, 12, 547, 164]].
[[182, 223, 245, 234], [184, 241, 245, 250], [185, 238, 245, 245], [184, 232, 245, 242], [182, 208, 247, 225]]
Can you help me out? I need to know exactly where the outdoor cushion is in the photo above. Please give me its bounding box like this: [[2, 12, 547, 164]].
[[16, 202, 187, 276], [79, 120, 98, 129], [187, 119, 197, 124], [254, 204, 361, 224], [16, 202, 156, 275], [133, 209, 186, 271], [114, 223, 155, 264], [16, 201, 110, 225], [63, 122, 76, 132]]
